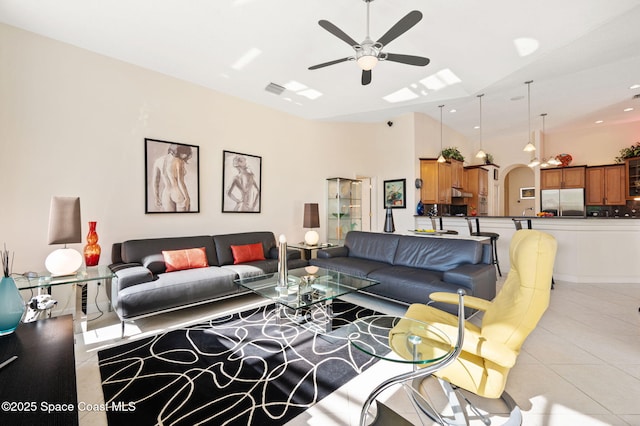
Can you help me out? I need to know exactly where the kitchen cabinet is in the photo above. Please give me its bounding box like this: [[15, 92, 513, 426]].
[[450, 159, 464, 189], [541, 166, 585, 189], [586, 165, 626, 205], [625, 157, 640, 200], [464, 166, 489, 215], [420, 159, 451, 204], [327, 177, 361, 245]]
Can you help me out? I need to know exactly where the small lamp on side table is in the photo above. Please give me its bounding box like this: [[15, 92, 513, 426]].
[[44, 196, 82, 276], [303, 203, 320, 246]]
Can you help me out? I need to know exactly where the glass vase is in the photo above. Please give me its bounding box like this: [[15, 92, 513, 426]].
[[83, 221, 101, 267], [0, 276, 25, 336]]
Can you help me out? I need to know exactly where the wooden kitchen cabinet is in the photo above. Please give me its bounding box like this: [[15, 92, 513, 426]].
[[420, 159, 451, 204], [450, 159, 464, 189], [541, 166, 585, 189], [464, 166, 489, 214], [586, 165, 625, 205], [625, 157, 640, 199]]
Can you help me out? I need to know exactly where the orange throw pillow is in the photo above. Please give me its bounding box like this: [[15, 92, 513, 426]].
[[230, 242, 266, 264], [162, 247, 209, 272]]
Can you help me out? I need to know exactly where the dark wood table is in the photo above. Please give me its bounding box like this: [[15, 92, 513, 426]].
[[0, 315, 78, 425]]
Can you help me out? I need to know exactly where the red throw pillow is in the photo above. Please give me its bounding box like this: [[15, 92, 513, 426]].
[[230, 242, 266, 264], [162, 247, 209, 272]]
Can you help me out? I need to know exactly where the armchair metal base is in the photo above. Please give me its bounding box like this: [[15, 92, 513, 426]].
[[410, 376, 522, 426]]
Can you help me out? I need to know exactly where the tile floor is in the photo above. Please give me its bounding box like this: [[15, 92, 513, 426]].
[[74, 279, 640, 425]]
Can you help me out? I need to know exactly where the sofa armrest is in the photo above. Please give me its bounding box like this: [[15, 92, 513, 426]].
[[267, 247, 302, 261], [113, 266, 154, 291], [442, 264, 497, 301], [316, 246, 349, 259]]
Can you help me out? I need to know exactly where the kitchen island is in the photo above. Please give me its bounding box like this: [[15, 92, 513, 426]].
[[414, 216, 640, 283]]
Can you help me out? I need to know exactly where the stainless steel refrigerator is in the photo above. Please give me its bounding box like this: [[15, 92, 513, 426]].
[[540, 188, 585, 217]]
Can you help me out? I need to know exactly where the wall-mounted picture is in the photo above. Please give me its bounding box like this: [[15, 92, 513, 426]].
[[145, 138, 199, 213], [222, 150, 262, 213], [383, 179, 406, 208], [520, 187, 535, 199]]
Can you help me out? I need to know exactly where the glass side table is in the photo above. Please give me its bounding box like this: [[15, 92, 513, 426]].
[[346, 291, 466, 426], [13, 265, 115, 328], [288, 242, 338, 260]]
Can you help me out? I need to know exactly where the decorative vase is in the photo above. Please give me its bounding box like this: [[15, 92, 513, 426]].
[[0, 276, 25, 336], [83, 221, 101, 267], [416, 200, 425, 216]]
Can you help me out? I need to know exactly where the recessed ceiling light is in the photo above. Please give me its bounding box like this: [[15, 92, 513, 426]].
[[283, 81, 307, 91], [630, 84, 640, 90], [595, 120, 604, 124], [624, 107, 634, 112], [474, 125, 480, 129], [449, 109, 456, 113], [513, 37, 540, 57]]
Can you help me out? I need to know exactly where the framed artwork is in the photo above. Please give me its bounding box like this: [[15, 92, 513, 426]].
[[222, 150, 262, 213], [383, 179, 406, 209], [520, 187, 535, 199], [145, 138, 199, 213]]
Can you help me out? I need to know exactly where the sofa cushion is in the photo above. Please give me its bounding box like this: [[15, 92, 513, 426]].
[[214, 232, 279, 266], [142, 254, 166, 275], [344, 231, 400, 264], [230, 242, 266, 264], [309, 256, 389, 278], [162, 247, 209, 272], [393, 236, 483, 272], [121, 235, 218, 266]]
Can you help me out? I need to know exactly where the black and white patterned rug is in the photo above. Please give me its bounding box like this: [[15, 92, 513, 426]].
[[98, 300, 380, 425]]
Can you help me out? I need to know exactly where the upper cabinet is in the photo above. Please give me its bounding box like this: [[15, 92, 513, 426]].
[[420, 159, 451, 204], [464, 167, 489, 215], [586, 165, 626, 205], [626, 157, 640, 200], [450, 159, 464, 189], [541, 166, 585, 189]]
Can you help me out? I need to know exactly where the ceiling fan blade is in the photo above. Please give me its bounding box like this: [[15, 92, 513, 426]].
[[384, 53, 430, 66], [318, 20, 359, 47], [308, 57, 352, 70], [376, 10, 423, 47], [361, 70, 372, 86]]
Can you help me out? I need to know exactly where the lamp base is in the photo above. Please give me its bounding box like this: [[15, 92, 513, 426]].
[[304, 230, 320, 246], [45, 248, 83, 276]]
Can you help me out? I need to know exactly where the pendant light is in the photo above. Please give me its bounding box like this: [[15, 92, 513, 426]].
[[522, 80, 536, 152], [475, 94, 486, 159], [437, 105, 446, 163]]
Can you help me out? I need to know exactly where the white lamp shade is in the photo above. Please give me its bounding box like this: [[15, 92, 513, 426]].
[[357, 55, 378, 71], [304, 230, 320, 246], [45, 248, 82, 276]]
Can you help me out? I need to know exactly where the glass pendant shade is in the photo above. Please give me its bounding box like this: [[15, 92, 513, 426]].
[[522, 80, 536, 152], [437, 104, 446, 163]]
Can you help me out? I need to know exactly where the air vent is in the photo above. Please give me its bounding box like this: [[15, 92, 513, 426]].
[[265, 82, 285, 95], [633, 93, 640, 99]]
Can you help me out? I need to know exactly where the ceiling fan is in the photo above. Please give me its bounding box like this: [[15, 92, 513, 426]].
[[308, 0, 430, 86]]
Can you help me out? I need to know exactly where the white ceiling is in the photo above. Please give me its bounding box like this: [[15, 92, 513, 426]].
[[2, 0, 640, 142]]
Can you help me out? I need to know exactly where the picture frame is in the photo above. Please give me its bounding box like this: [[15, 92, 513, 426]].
[[222, 150, 262, 213], [520, 187, 535, 199], [145, 138, 200, 213], [383, 179, 406, 209]]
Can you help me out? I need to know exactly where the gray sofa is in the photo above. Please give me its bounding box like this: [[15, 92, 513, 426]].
[[309, 231, 497, 314], [109, 231, 307, 335]]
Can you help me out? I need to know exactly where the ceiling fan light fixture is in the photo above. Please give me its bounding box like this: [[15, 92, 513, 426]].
[[357, 55, 378, 70]]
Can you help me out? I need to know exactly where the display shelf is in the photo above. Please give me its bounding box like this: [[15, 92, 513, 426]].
[[327, 177, 361, 245]]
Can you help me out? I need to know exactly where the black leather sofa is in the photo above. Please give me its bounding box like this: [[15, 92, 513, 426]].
[[109, 231, 307, 336], [309, 231, 497, 314]]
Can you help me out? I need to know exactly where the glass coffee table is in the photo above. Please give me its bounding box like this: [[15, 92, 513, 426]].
[[235, 266, 379, 333]]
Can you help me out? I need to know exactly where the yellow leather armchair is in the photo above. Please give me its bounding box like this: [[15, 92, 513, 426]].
[[395, 229, 557, 400]]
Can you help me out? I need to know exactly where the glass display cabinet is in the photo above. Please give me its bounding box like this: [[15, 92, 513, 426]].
[[327, 177, 362, 245], [626, 157, 640, 199]]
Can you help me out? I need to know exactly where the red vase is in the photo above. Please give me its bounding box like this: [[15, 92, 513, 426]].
[[83, 221, 101, 266]]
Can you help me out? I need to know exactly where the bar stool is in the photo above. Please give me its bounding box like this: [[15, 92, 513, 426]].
[[466, 217, 501, 276], [512, 218, 555, 289], [429, 216, 459, 235]]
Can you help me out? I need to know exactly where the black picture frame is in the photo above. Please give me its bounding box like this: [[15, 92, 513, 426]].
[[222, 150, 262, 213], [383, 179, 406, 209], [145, 138, 200, 213]]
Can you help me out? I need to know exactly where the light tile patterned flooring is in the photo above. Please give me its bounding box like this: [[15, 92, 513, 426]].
[[75, 278, 640, 425]]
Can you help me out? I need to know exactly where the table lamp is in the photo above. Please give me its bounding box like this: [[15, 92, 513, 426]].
[[45, 196, 82, 276], [303, 203, 320, 245]]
